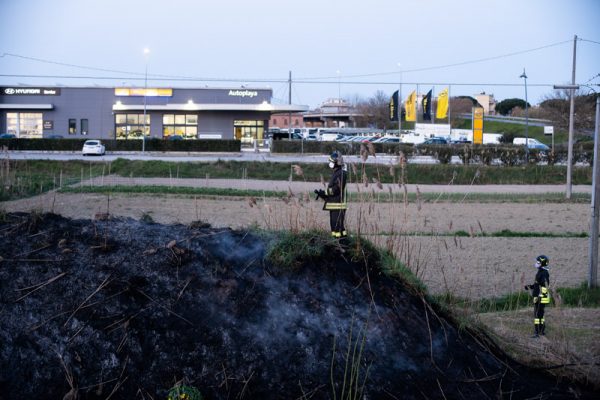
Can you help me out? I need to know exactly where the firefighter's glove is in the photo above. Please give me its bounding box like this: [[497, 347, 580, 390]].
[[524, 285, 532, 290], [314, 189, 326, 200]]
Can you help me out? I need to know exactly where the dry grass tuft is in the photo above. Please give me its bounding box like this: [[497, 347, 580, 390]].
[[360, 145, 369, 162], [292, 164, 304, 178]]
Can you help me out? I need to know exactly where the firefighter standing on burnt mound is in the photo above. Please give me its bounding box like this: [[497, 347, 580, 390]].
[[524, 255, 551, 338], [314, 151, 348, 240]]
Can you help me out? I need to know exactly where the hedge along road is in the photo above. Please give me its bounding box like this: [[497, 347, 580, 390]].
[[3, 149, 480, 165]]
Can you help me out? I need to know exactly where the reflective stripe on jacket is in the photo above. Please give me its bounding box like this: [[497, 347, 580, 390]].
[[539, 286, 551, 304]]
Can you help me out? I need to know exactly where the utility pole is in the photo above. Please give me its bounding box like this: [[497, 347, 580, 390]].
[[589, 94, 599, 288], [288, 71, 292, 140], [566, 35, 578, 199]]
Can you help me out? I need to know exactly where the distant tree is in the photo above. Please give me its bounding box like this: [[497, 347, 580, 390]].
[[455, 96, 478, 105], [538, 90, 597, 133], [448, 97, 476, 127], [495, 98, 529, 115], [354, 90, 391, 129]]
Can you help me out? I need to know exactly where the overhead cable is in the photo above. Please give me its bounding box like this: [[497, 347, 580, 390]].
[[0, 73, 560, 87], [0, 38, 577, 84]]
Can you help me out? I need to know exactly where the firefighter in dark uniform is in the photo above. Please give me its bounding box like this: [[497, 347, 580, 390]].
[[524, 255, 551, 338], [314, 151, 348, 239]]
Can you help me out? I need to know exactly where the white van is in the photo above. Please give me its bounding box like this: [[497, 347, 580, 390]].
[[513, 137, 550, 150], [320, 132, 344, 142], [482, 133, 502, 144], [298, 127, 318, 139]]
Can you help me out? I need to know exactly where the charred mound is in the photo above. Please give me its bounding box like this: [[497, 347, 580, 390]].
[[0, 213, 594, 399]]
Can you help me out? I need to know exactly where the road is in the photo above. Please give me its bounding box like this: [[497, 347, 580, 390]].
[[4, 149, 436, 164]]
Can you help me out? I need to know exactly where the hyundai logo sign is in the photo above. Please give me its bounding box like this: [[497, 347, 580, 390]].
[[1, 87, 61, 96]]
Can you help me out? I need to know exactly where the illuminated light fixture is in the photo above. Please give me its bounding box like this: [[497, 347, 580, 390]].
[[184, 99, 195, 110], [257, 100, 272, 111]]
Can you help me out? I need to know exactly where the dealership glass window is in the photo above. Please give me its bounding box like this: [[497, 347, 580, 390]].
[[114, 113, 150, 139], [81, 119, 89, 135], [6, 112, 43, 138], [233, 120, 265, 147], [162, 114, 198, 139], [68, 119, 76, 135]]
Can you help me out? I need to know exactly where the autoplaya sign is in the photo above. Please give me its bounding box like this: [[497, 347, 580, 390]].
[[2, 87, 61, 96], [228, 89, 258, 98]]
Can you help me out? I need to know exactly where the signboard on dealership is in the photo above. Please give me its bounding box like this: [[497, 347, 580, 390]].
[[1, 87, 61, 96], [472, 107, 484, 144]]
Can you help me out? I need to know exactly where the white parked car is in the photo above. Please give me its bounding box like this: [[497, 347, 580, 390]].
[[82, 140, 106, 156]]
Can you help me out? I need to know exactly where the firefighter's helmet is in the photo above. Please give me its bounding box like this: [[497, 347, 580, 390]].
[[328, 151, 341, 168], [536, 255, 549, 267]]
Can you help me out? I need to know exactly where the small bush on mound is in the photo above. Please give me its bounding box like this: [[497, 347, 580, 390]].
[[266, 230, 331, 270], [167, 385, 203, 400]]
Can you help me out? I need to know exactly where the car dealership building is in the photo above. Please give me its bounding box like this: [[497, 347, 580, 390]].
[[0, 85, 307, 146]]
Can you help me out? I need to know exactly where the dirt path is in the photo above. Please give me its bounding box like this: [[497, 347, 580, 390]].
[[3, 190, 589, 299], [80, 175, 592, 194]]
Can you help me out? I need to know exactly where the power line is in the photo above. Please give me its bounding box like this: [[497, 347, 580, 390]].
[[0, 73, 563, 88], [0, 52, 143, 77], [0, 73, 566, 89], [0, 52, 286, 83], [296, 39, 573, 80], [579, 38, 600, 46], [0, 74, 286, 84], [0, 38, 578, 84], [583, 73, 600, 84]]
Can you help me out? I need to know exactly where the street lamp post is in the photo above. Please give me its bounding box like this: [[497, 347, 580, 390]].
[[398, 63, 402, 134], [336, 70, 341, 102], [336, 70, 341, 128], [142, 48, 150, 153], [520, 68, 529, 162], [589, 93, 600, 288]]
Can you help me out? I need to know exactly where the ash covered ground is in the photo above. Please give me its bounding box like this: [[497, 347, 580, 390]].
[[0, 213, 595, 399]]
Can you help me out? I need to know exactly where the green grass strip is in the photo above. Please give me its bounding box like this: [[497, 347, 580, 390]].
[[108, 158, 592, 185], [372, 230, 588, 238], [58, 185, 590, 204], [434, 282, 600, 312], [59, 185, 287, 198]]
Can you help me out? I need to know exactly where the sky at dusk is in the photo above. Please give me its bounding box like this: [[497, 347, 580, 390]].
[[0, 0, 599, 109]]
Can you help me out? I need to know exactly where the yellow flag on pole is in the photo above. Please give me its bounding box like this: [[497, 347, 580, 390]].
[[436, 88, 449, 119], [405, 90, 416, 122]]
